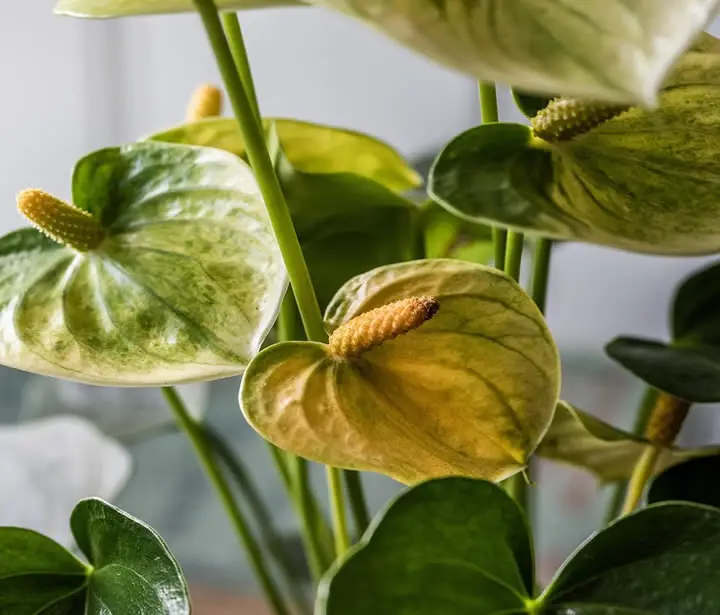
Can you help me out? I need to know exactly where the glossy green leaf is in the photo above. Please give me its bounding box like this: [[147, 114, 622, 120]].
[[0, 528, 88, 615], [672, 259, 720, 346], [541, 502, 720, 614], [537, 402, 720, 483], [0, 141, 286, 385], [0, 417, 131, 549], [606, 337, 720, 402], [241, 259, 560, 484], [430, 44, 720, 255], [153, 118, 420, 308], [54, 0, 300, 17], [649, 455, 720, 508], [317, 477, 533, 615], [72, 498, 190, 615], [422, 200, 493, 264], [511, 90, 554, 120], [308, 1, 718, 105], [150, 118, 421, 195]]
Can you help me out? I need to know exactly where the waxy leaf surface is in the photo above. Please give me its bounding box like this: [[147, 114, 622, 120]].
[[241, 259, 560, 484], [154, 118, 420, 308], [54, 0, 299, 17], [306, 0, 718, 105], [0, 142, 286, 385], [318, 478, 533, 615], [0, 416, 131, 549], [430, 45, 720, 255], [649, 454, 720, 509], [537, 402, 720, 482]]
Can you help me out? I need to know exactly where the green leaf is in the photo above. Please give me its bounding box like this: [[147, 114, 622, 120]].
[[511, 90, 553, 119], [541, 502, 720, 614], [422, 200, 493, 264], [54, 0, 300, 17], [241, 259, 560, 484], [0, 417, 131, 548], [672, 259, 720, 346], [71, 498, 190, 615], [150, 118, 422, 195], [430, 44, 720, 255], [0, 528, 88, 615], [649, 455, 720, 508], [153, 118, 421, 308], [305, 1, 718, 105], [0, 141, 286, 385], [537, 402, 720, 483], [605, 337, 720, 403], [317, 477, 533, 615]]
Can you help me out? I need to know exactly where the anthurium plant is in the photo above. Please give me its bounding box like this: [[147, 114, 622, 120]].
[[3, 2, 720, 614]]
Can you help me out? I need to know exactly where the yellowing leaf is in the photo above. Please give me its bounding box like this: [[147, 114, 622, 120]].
[[240, 259, 560, 484], [538, 402, 720, 483]]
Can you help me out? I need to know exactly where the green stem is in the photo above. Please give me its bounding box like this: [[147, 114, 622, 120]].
[[344, 470, 371, 537], [530, 239, 553, 313], [505, 232, 525, 282], [193, 0, 325, 344], [163, 387, 290, 615], [604, 387, 660, 523], [621, 444, 662, 515], [205, 426, 310, 615], [478, 82, 508, 271], [327, 467, 351, 557], [221, 12, 260, 123]]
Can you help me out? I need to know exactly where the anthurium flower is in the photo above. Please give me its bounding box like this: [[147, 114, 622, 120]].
[[241, 259, 560, 484], [430, 34, 720, 256]]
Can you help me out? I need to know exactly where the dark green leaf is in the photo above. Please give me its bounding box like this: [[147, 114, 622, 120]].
[[0, 528, 87, 615], [317, 478, 533, 615], [672, 259, 720, 346], [542, 503, 720, 614], [605, 337, 720, 402], [71, 498, 190, 615], [511, 90, 552, 119], [649, 455, 720, 508]]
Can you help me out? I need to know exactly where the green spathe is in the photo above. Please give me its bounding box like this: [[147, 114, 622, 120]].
[[0, 142, 287, 385], [240, 259, 560, 484], [430, 42, 720, 255]]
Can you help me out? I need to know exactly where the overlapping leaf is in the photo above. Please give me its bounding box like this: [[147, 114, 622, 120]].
[[0, 141, 287, 385], [430, 42, 720, 256], [537, 402, 720, 482], [241, 259, 560, 484]]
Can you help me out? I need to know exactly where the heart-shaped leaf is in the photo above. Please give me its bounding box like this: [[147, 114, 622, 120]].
[[54, 0, 300, 17], [0, 141, 286, 385], [0, 417, 131, 549], [648, 455, 720, 508], [541, 502, 720, 614], [673, 259, 720, 346], [306, 1, 718, 105], [72, 498, 190, 614], [317, 477, 533, 615], [153, 118, 421, 308], [0, 498, 189, 615], [0, 528, 88, 615], [537, 402, 720, 482], [606, 338, 720, 403], [241, 259, 560, 484], [430, 43, 720, 255], [21, 380, 208, 441]]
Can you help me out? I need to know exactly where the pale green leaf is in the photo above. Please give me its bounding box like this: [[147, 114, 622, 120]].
[[54, 0, 300, 17], [306, 0, 719, 105], [537, 402, 720, 483], [241, 259, 560, 484], [0, 142, 286, 385], [430, 44, 720, 255]]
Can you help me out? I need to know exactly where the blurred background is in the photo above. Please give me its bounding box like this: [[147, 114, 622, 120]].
[[2, 3, 720, 612]]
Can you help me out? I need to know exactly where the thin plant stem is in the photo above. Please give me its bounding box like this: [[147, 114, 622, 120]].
[[344, 470, 371, 536], [478, 82, 507, 271], [505, 232, 525, 282], [162, 387, 291, 615], [621, 444, 662, 515], [530, 239, 553, 313], [193, 0, 351, 558], [604, 387, 660, 523], [205, 426, 310, 615], [327, 467, 351, 557], [221, 12, 260, 122]]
